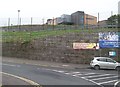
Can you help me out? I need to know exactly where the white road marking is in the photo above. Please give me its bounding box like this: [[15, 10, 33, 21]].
[[51, 65, 60, 67], [82, 74, 110, 78], [64, 71, 118, 86], [52, 70, 102, 87], [3, 63, 21, 67], [80, 76, 104, 87], [56, 71, 65, 73], [62, 65, 69, 67], [52, 70, 69, 73], [98, 80, 118, 85], [73, 73, 96, 77], [75, 73, 83, 76], [83, 73, 96, 76], [114, 80, 120, 87], [1, 72, 40, 85], [64, 72, 80, 75], [72, 74, 82, 76], [52, 70, 60, 72], [3, 63, 16, 67], [91, 76, 118, 81], [43, 69, 118, 86], [70, 72, 80, 74], [64, 73, 72, 75]]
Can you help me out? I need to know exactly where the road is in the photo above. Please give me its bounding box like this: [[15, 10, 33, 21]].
[[2, 61, 120, 87], [2, 73, 30, 85]]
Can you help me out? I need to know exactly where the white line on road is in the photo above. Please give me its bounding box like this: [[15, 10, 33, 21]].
[[83, 73, 96, 76], [51, 65, 61, 67], [73, 73, 96, 77], [1, 72, 40, 85], [64, 72, 80, 75], [64, 73, 72, 75], [56, 71, 65, 73], [80, 76, 104, 87], [72, 74, 83, 76], [98, 80, 118, 85], [114, 80, 120, 87], [62, 65, 69, 67], [75, 73, 83, 76], [91, 76, 118, 81], [70, 72, 80, 74], [82, 74, 111, 78], [2, 63, 21, 67], [52, 70, 59, 72]]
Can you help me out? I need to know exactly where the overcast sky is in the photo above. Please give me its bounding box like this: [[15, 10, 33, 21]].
[[0, 0, 120, 26]]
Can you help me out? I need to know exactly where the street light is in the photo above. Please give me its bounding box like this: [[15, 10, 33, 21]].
[[18, 10, 20, 30], [42, 18, 45, 30], [98, 12, 99, 29]]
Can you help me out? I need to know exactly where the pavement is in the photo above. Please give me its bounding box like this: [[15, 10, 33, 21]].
[[2, 56, 90, 69]]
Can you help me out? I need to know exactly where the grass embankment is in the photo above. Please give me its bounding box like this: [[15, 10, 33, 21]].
[[2, 28, 119, 43]]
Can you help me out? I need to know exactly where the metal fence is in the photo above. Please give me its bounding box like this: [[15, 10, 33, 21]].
[[0, 15, 118, 31]]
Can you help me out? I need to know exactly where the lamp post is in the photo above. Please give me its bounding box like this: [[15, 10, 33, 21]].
[[111, 11, 113, 28], [8, 18, 10, 30], [42, 18, 45, 30], [18, 10, 20, 30]]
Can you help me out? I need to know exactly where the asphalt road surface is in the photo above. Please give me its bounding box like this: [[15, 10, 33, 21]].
[[2, 74, 30, 85], [2, 61, 120, 87]]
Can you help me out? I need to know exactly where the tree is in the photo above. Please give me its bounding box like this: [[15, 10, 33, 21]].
[[107, 14, 120, 28]]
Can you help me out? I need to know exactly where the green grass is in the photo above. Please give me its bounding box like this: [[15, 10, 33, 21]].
[[2, 29, 79, 42], [1, 28, 119, 43]]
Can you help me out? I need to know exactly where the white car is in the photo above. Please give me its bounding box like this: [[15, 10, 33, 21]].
[[90, 57, 120, 70]]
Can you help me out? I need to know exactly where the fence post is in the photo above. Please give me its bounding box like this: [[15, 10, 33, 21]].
[[8, 18, 10, 30], [31, 17, 33, 31], [53, 17, 54, 30], [19, 17, 21, 30], [42, 18, 44, 30]]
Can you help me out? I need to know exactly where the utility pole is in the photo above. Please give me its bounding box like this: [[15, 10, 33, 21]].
[[86, 14, 88, 29], [19, 17, 21, 30], [42, 18, 44, 30], [18, 10, 20, 30], [31, 17, 33, 30], [8, 18, 10, 30], [98, 13, 99, 29], [111, 11, 113, 28], [63, 17, 66, 30]]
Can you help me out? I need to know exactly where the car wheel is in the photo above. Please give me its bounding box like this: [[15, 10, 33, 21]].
[[94, 65, 100, 70], [116, 66, 120, 71]]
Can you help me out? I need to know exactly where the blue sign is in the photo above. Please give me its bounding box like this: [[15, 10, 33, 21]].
[[99, 32, 120, 48]]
